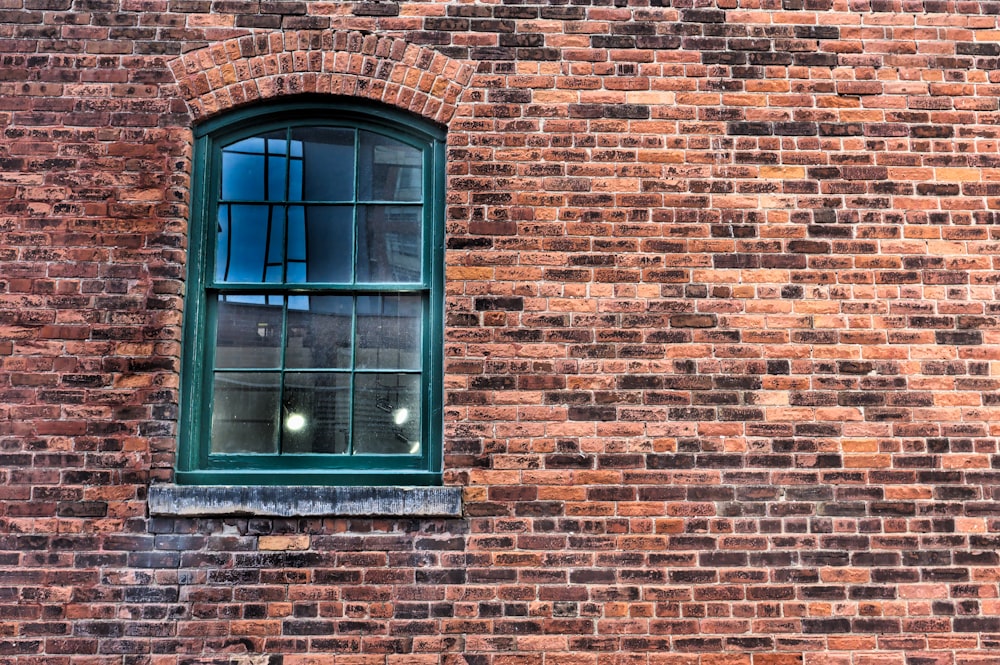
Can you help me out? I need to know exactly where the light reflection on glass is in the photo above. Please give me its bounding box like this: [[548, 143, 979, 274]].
[[352, 373, 421, 455], [211, 125, 426, 457], [281, 372, 351, 454]]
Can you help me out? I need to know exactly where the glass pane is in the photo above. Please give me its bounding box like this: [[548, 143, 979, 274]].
[[267, 155, 286, 201], [281, 372, 351, 454], [214, 295, 283, 369], [221, 131, 285, 201], [357, 206, 422, 283], [210, 372, 280, 454], [227, 136, 266, 154], [289, 158, 303, 202], [285, 205, 353, 284], [291, 127, 355, 202], [216, 205, 285, 284], [221, 151, 263, 201], [352, 373, 421, 455], [286, 206, 307, 283], [355, 295, 422, 370], [286, 296, 353, 369], [359, 132, 422, 202]]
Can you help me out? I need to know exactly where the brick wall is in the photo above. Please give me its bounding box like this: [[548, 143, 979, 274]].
[[3, 0, 1000, 663]]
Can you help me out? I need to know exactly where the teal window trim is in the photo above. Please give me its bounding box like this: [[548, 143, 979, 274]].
[[178, 99, 446, 486]]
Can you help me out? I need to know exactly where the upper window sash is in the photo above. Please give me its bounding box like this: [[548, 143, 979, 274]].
[[208, 125, 436, 291]]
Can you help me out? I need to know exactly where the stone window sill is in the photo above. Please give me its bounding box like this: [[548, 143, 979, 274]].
[[148, 484, 463, 518]]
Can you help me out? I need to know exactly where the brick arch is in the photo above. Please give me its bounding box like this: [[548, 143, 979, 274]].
[[169, 30, 473, 125]]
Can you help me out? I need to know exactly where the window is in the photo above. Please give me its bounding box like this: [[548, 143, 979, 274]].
[[177, 100, 445, 485]]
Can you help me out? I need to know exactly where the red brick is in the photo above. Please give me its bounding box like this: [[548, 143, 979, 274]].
[[3, 4, 1000, 665]]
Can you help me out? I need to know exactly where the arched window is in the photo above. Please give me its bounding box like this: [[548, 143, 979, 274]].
[[177, 100, 445, 485]]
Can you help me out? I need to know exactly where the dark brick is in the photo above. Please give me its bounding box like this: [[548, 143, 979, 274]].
[[935, 330, 982, 345], [474, 296, 524, 311], [802, 618, 852, 633], [681, 9, 726, 22], [728, 122, 772, 135]]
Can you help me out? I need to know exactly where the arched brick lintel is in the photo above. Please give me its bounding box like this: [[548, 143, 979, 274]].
[[169, 30, 474, 125]]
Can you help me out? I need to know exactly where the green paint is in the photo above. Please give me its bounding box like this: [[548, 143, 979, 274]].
[[178, 99, 445, 485]]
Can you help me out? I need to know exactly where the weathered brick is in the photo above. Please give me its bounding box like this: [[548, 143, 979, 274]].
[[3, 3, 1000, 664]]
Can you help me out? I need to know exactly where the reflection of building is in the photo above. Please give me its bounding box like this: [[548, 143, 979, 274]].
[[218, 133, 424, 286], [209, 128, 425, 457]]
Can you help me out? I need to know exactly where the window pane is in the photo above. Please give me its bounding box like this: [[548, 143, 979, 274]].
[[281, 372, 351, 454], [289, 157, 303, 203], [291, 127, 354, 202], [210, 372, 280, 454], [359, 132, 422, 202], [286, 206, 307, 283], [221, 131, 285, 201], [216, 205, 285, 283], [352, 373, 421, 455], [221, 151, 263, 201], [267, 155, 287, 201], [357, 206, 422, 283], [355, 295, 422, 370], [285, 206, 354, 284], [286, 296, 353, 369], [214, 296, 283, 369], [228, 136, 266, 154]]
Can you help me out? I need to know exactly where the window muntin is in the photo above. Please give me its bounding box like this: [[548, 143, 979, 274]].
[[179, 102, 444, 485], [215, 129, 425, 286]]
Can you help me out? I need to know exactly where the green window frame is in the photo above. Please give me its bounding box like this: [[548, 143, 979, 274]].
[[177, 100, 445, 486]]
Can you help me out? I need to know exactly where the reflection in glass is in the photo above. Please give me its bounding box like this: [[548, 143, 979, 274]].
[[286, 296, 353, 369], [286, 206, 306, 283], [214, 295, 283, 369], [210, 123, 431, 460], [221, 151, 262, 201], [355, 295, 422, 370], [291, 127, 354, 202], [282, 372, 351, 454], [221, 131, 286, 201], [357, 206, 422, 283], [216, 205, 284, 283], [267, 155, 286, 201], [228, 136, 266, 154], [352, 373, 421, 455], [359, 132, 422, 202], [210, 372, 280, 454], [286, 206, 354, 283]]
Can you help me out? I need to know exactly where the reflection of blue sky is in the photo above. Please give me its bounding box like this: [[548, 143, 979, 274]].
[[216, 129, 423, 288], [287, 206, 306, 283], [211, 127, 432, 456], [216, 205, 284, 283]]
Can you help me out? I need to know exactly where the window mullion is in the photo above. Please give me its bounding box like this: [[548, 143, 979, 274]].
[[276, 128, 294, 455], [281, 128, 290, 285], [347, 296, 359, 457], [270, 296, 286, 456], [347, 127, 362, 456]]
